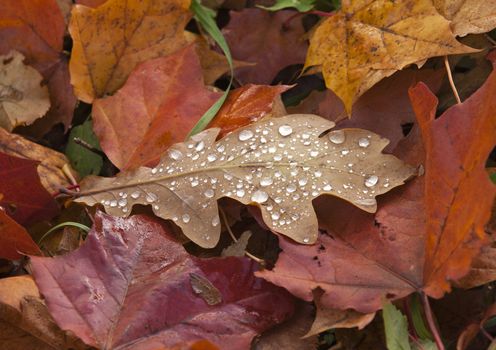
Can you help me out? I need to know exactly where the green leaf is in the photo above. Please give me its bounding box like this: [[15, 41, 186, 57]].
[[38, 221, 90, 245], [188, 0, 233, 138], [258, 0, 316, 12], [65, 119, 103, 177], [410, 294, 433, 341], [412, 339, 437, 350], [383, 301, 412, 350]]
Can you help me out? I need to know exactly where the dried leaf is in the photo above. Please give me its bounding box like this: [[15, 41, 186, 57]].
[[455, 245, 496, 289], [0, 51, 50, 131], [69, 0, 191, 102], [75, 114, 415, 248], [209, 84, 290, 139], [223, 8, 308, 84], [31, 213, 294, 349], [434, 0, 496, 37], [189, 273, 223, 305], [0, 276, 88, 350], [0, 152, 59, 226], [305, 0, 477, 113], [92, 45, 221, 170], [0, 128, 74, 194], [221, 231, 252, 257], [0, 210, 41, 260], [0, 0, 76, 133]]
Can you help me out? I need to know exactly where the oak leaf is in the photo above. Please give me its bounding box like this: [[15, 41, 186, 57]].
[[434, 0, 496, 37], [223, 8, 308, 84], [69, 0, 191, 102], [92, 45, 221, 170], [0, 0, 76, 134], [257, 56, 496, 312], [0, 211, 41, 260], [0, 128, 75, 194], [305, 0, 476, 114], [0, 51, 50, 131], [0, 276, 88, 349], [75, 114, 415, 248], [31, 213, 295, 349], [0, 152, 59, 226]]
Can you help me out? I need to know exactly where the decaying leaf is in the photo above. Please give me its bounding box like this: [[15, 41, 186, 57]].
[[75, 114, 415, 248], [69, 0, 191, 102], [0, 51, 50, 131], [222, 231, 252, 257], [305, 0, 476, 113], [92, 45, 221, 170], [0, 276, 88, 350], [189, 272, 223, 305], [455, 245, 496, 289], [31, 213, 295, 349], [0, 128, 75, 194], [223, 8, 308, 84], [0, 210, 41, 260], [0, 152, 59, 226], [434, 0, 496, 37]]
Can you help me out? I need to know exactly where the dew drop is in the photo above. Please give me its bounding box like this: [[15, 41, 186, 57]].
[[146, 193, 158, 203], [271, 212, 280, 220], [273, 154, 283, 161], [238, 129, 254, 141], [312, 190, 319, 196], [302, 132, 311, 140], [191, 179, 199, 187], [110, 200, 117, 207], [328, 130, 345, 144], [154, 205, 159, 210], [207, 154, 217, 162], [204, 189, 215, 198], [314, 170, 322, 178], [358, 137, 370, 148], [275, 197, 282, 204], [278, 125, 293, 137], [211, 215, 220, 227], [216, 144, 225, 152], [364, 175, 379, 187], [303, 237, 310, 243], [182, 214, 191, 223], [131, 191, 140, 199], [195, 141, 205, 152], [286, 184, 297, 193], [310, 150, 319, 157], [298, 178, 308, 186], [224, 173, 233, 181], [268, 146, 277, 153], [323, 184, 332, 191], [355, 198, 376, 206], [341, 149, 350, 155], [118, 199, 127, 207], [236, 189, 245, 198], [169, 149, 183, 160], [151, 168, 158, 174], [251, 190, 269, 203], [260, 177, 273, 187]]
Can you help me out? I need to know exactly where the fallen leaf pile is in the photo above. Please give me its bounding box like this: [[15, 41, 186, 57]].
[[0, 0, 495, 349]]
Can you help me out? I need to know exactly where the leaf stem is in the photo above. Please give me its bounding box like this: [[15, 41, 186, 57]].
[[73, 137, 107, 158], [421, 293, 445, 350], [443, 56, 461, 104]]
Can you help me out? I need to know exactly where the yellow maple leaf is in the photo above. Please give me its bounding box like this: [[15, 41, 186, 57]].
[[305, 0, 477, 114], [69, 0, 191, 103]]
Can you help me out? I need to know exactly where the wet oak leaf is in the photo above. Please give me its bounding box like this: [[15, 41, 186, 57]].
[[434, 0, 496, 37], [208, 84, 290, 139], [75, 114, 414, 248], [30, 213, 295, 349], [92, 45, 221, 170], [0, 152, 59, 226], [0, 211, 41, 260], [305, 0, 477, 114], [0, 51, 50, 131], [223, 8, 308, 84], [69, 0, 191, 103], [0, 0, 76, 134], [0, 276, 89, 349]]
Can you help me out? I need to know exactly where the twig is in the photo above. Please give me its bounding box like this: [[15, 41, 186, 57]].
[[444, 56, 461, 104], [421, 293, 445, 350], [73, 137, 107, 158], [485, 33, 496, 46], [218, 207, 264, 264]]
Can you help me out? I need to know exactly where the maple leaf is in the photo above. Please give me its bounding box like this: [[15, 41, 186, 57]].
[[208, 84, 290, 139], [0, 276, 88, 349], [223, 8, 308, 84], [92, 45, 221, 170], [0, 51, 50, 131], [0, 152, 59, 226], [305, 0, 477, 114], [75, 114, 415, 248], [0, 211, 41, 260], [0, 0, 76, 134], [257, 54, 496, 312], [69, 0, 191, 103], [30, 213, 295, 349], [434, 0, 496, 37], [0, 128, 75, 195]]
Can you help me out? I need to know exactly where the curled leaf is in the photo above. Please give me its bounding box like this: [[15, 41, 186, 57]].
[[76, 114, 415, 248]]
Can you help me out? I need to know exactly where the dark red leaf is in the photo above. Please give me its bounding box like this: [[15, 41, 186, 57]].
[[0, 210, 42, 260]]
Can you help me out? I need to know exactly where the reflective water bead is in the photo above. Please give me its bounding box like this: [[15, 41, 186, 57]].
[[328, 130, 345, 144], [310, 150, 319, 157], [314, 170, 322, 178], [260, 177, 273, 187], [355, 198, 376, 206], [216, 144, 225, 152], [271, 212, 280, 220], [146, 193, 158, 203], [131, 191, 140, 199], [341, 149, 350, 155], [251, 190, 269, 203], [182, 214, 191, 223], [118, 199, 127, 207], [224, 173, 233, 181], [191, 179, 199, 187], [303, 237, 310, 243], [195, 141, 205, 152], [278, 124, 293, 137], [273, 154, 283, 161], [204, 189, 215, 198], [238, 129, 254, 141], [365, 175, 379, 187], [110, 200, 117, 207], [151, 168, 158, 174], [169, 149, 183, 160], [358, 137, 370, 148], [286, 184, 297, 193], [323, 184, 332, 191], [207, 154, 217, 162], [211, 216, 220, 227], [274, 197, 282, 204], [236, 189, 245, 198]]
